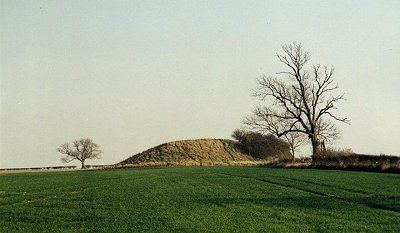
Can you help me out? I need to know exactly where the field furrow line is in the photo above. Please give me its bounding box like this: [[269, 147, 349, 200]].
[[219, 172, 400, 214]]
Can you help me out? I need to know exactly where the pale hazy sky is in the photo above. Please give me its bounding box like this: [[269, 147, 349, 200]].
[[1, 0, 399, 168]]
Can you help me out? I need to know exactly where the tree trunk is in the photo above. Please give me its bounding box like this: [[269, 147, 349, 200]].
[[291, 147, 295, 162], [311, 136, 320, 162], [81, 160, 85, 169]]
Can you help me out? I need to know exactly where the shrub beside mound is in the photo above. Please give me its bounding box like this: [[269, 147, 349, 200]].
[[232, 129, 292, 161], [118, 139, 260, 167]]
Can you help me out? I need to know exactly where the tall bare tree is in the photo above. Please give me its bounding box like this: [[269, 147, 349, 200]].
[[245, 42, 348, 159], [57, 138, 102, 168]]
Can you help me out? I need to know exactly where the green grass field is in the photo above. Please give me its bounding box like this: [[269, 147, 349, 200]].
[[1, 167, 399, 232]]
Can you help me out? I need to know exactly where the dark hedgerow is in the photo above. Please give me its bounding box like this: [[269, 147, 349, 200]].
[[232, 129, 292, 161], [312, 152, 400, 173]]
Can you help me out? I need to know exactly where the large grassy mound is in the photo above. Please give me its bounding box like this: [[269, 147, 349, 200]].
[[118, 139, 254, 166]]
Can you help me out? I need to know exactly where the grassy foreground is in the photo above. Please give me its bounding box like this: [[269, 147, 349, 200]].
[[0, 167, 399, 232]]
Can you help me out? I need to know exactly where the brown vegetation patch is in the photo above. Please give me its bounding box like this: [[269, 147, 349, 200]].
[[109, 160, 272, 169]]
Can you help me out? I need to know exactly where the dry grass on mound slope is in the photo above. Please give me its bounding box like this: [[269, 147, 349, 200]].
[[118, 139, 254, 165]]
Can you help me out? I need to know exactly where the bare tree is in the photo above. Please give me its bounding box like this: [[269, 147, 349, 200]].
[[283, 133, 306, 159], [57, 138, 102, 168], [245, 42, 348, 160]]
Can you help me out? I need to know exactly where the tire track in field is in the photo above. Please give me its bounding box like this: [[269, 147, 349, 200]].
[[264, 173, 400, 201], [219, 172, 400, 213]]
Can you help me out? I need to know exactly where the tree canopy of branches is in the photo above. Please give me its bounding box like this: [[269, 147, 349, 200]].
[[57, 138, 102, 169], [245, 42, 349, 159], [231, 129, 292, 161]]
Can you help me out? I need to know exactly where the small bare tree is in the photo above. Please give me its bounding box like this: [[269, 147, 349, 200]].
[[283, 133, 306, 159], [245, 42, 349, 160], [57, 138, 102, 169]]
